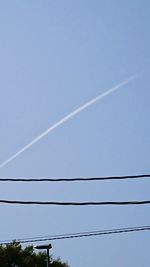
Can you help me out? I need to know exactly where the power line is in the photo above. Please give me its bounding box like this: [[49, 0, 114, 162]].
[[0, 199, 150, 205], [0, 174, 149, 182], [0, 225, 150, 245]]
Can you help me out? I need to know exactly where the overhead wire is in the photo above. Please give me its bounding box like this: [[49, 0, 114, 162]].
[[0, 225, 150, 245], [0, 199, 150, 205], [0, 174, 149, 206], [0, 174, 149, 182]]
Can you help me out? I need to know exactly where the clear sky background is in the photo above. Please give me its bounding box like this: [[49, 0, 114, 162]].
[[0, 1, 150, 266]]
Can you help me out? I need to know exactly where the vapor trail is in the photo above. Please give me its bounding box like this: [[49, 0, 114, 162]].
[[0, 73, 139, 169]]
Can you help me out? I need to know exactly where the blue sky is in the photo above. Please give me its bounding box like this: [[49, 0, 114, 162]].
[[0, 1, 150, 266]]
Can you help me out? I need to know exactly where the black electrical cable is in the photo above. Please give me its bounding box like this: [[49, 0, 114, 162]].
[[0, 225, 150, 245], [0, 174, 149, 182], [0, 199, 150, 205]]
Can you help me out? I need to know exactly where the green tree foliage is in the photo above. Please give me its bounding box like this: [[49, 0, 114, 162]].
[[0, 242, 69, 267]]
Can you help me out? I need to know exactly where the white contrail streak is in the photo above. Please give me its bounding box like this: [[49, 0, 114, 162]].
[[0, 73, 139, 169]]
